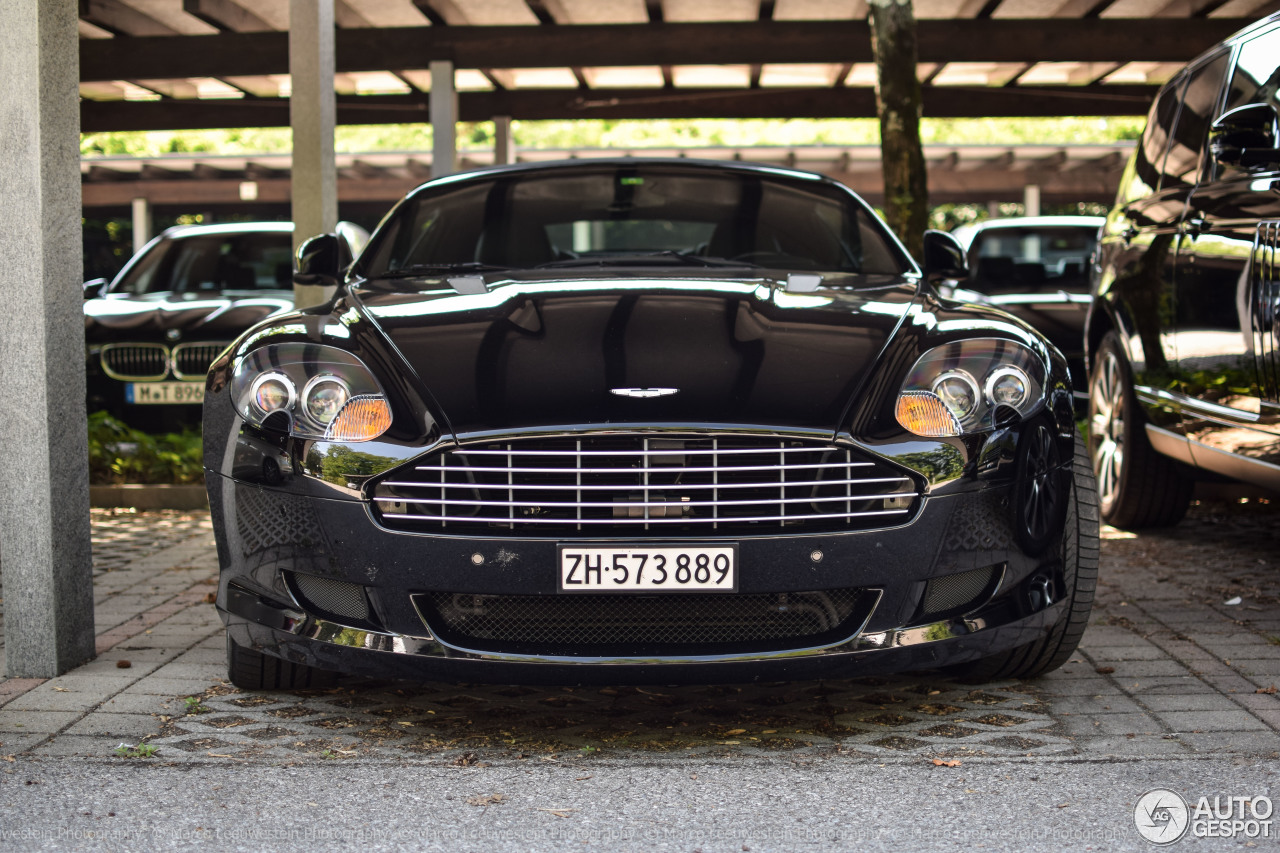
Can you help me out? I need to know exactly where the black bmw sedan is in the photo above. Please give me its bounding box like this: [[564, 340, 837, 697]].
[[204, 159, 1097, 688]]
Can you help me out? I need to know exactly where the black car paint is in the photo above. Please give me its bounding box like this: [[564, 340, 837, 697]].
[[204, 159, 1078, 682], [1088, 14, 1280, 487]]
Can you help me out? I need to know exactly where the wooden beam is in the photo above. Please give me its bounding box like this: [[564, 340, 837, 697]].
[[79, 19, 1249, 81], [182, 0, 272, 32], [80, 84, 1162, 132], [80, 0, 178, 36]]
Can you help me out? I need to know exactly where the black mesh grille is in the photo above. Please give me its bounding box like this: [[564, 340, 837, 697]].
[[373, 434, 919, 537], [919, 564, 1001, 620], [416, 588, 872, 656], [289, 572, 370, 622]]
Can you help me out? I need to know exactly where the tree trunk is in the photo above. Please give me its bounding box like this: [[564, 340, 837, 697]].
[[868, 0, 927, 262]]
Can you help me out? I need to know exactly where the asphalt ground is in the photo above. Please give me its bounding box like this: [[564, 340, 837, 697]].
[[0, 498, 1277, 850]]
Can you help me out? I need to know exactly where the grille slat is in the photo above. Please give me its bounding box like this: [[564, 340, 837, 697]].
[[172, 341, 229, 380], [374, 434, 919, 537]]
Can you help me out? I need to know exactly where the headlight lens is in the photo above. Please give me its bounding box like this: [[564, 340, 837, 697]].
[[896, 338, 1044, 436], [231, 343, 390, 441]]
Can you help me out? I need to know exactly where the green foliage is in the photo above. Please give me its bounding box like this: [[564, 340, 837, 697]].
[[87, 412, 205, 485], [113, 742, 158, 759], [80, 117, 1144, 161], [183, 695, 210, 715]]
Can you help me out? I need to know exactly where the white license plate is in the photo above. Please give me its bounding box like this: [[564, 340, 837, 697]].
[[558, 545, 738, 593], [126, 381, 205, 405]]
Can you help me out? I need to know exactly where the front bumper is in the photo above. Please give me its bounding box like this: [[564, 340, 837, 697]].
[[210, 471, 1069, 684]]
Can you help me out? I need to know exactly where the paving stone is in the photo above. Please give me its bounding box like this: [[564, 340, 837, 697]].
[[1081, 645, 1167, 662], [0, 710, 81, 734], [1070, 734, 1189, 757], [98, 693, 184, 715], [1157, 710, 1271, 733], [63, 712, 163, 738], [120, 677, 224, 697], [1059, 712, 1164, 737], [1226, 660, 1280, 677], [1176, 731, 1280, 756], [3, 687, 114, 713], [1139, 694, 1251, 713], [29, 735, 130, 758], [0, 732, 52, 754]]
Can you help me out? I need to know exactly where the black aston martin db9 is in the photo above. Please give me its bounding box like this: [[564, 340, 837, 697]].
[[204, 159, 1097, 688]]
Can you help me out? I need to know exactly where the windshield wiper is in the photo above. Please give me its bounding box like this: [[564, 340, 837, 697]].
[[534, 251, 760, 270], [377, 262, 510, 279]]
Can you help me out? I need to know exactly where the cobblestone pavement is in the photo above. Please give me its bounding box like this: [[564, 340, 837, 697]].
[[0, 499, 1277, 767]]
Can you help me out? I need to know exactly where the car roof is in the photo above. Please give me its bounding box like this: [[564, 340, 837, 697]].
[[404, 156, 841, 199], [161, 221, 294, 239], [952, 216, 1105, 250]]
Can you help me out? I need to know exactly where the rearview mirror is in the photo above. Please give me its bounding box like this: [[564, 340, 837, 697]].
[[293, 233, 342, 290], [1210, 103, 1280, 171], [922, 230, 969, 283]]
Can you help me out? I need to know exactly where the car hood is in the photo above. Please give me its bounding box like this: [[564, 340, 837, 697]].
[[85, 291, 294, 342], [351, 272, 920, 436]]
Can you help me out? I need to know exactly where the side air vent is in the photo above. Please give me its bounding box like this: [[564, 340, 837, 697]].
[[916, 563, 1003, 622], [286, 572, 374, 628]]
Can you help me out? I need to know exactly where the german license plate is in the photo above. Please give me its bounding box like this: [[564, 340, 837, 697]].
[[558, 545, 738, 593], [126, 381, 205, 405]]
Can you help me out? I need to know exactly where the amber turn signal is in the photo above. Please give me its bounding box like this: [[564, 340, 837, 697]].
[[895, 391, 961, 437], [325, 395, 392, 442]]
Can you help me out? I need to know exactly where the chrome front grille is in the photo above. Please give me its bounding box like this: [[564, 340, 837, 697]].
[[172, 342, 227, 380], [99, 341, 230, 381], [100, 343, 169, 381], [373, 435, 920, 537]]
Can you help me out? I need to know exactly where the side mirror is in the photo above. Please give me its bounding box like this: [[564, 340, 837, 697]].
[[335, 220, 371, 271], [922, 230, 969, 283], [293, 233, 342, 290], [83, 278, 108, 299], [1210, 103, 1280, 171]]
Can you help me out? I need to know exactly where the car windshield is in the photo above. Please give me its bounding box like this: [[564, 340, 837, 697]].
[[113, 232, 295, 296], [359, 165, 909, 278], [967, 226, 1098, 293]]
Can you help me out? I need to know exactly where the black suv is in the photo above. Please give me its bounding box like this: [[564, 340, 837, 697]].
[[1088, 13, 1280, 528]]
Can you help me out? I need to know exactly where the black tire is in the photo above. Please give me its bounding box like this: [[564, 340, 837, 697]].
[[1088, 331, 1192, 529], [226, 634, 337, 690], [950, 434, 1100, 682]]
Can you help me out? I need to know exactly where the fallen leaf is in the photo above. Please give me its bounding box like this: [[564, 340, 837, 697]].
[[1057, 803, 1071, 809], [398, 721, 414, 726], [931, 759, 962, 767], [116, 660, 131, 669], [725, 728, 746, 735], [761, 729, 777, 734], [1256, 685, 1278, 695], [718, 741, 741, 745], [52, 687, 70, 693], [574, 775, 593, 782], [207, 753, 233, 758], [538, 808, 575, 818], [2, 756, 14, 763], [467, 794, 505, 807], [1095, 666, 1116, 675], [927, 690, 941, 696]]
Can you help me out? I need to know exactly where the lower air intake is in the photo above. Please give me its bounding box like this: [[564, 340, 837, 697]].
[[288, 572, 370, 624], [415, 588, 875, 657], [918, 564, 1002, 620]]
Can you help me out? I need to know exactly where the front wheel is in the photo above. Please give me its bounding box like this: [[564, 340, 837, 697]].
[[949, 434, 1099, 682], [227, 635, 336, 690], [1089, 332, 1191, 529]]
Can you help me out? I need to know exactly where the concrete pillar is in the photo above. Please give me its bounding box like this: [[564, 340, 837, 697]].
[[131, 197, 151, 255], [0, 0, 96, 677], [493, 115, 516, 166], [289, 0, 338, 309], [431, 60, 458, 178], [1023, 183, 1041, 217]]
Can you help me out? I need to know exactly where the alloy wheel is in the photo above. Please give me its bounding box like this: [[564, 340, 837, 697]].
[[1089, 349, 1125, 513]]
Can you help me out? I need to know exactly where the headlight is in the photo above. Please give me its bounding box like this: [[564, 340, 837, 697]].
[[895, 338, 1044, 437], [231, 343, 391, 442]]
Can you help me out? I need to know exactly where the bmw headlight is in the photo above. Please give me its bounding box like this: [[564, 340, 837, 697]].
[[895, 338, 1044, 437], [231, 343, 391, 442]]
